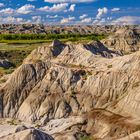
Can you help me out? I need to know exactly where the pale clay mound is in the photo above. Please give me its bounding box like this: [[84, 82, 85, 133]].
[[1, 29, 140, 140]]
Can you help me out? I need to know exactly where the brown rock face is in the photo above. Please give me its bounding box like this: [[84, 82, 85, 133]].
[[1, 27, 140, 140]]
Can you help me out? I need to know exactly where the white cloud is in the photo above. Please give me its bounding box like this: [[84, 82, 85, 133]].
[[39, 3, 68, 12], [93, 18, 107, 25], [93, 16, 114, 25], [46, 14, 63, 19], [69, 4, 76, 12], [17, 4, 35, 14], [0, 3, 4, 7], [0, 8, 14, 15], [81, 17, 92, 23], [79, 14, 88, 19], [60, 16, 75, 24], [0, 16, 25, 24], [96, 7, 108, 19], [32, 16, 42, 23], [111, 8, 120, 12], [111, 16, 140, 25], [44, 0, 96, 3], [93, 16, 140, 25]]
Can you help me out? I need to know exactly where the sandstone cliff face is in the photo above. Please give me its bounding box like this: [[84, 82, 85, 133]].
[[1, 28, 140, 139]]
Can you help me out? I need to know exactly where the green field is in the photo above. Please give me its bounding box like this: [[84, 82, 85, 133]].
[[0, 43, 41, 65], [0, 43, 41, 77]]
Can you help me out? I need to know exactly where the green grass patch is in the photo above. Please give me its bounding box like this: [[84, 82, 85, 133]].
[[0, 34, 106, 44], [0, 40, 51, 44], [0, 43, 40, 69], [0, 67, 15, 77], [80, 136, 96, 140]]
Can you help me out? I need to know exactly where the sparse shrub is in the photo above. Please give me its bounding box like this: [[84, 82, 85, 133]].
[[116, 94, 119, 99], [40, 112, 47, 118], [0, 78, 7, 83], [7, 119, 18, 125], [70, 89, 76, 97], [36, 59, 42, 63], [0, 67, 14, 77], [136, 125, 140, 131], [132, 82, 140, 88], [35, 123, 41, 128], [5, 68, 14, 74], [124, 81, 128, 87], [82, 74, 88, 80], [80, 136, 96, 140], [87, 71, 92, 76], [32, 59, 42, 64], [107, 65, 112, 68], [69, 64, 79, 68], [79, 64, 85, 68]]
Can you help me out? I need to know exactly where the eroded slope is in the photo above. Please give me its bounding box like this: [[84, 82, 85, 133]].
[[1, 35, 140, 139]]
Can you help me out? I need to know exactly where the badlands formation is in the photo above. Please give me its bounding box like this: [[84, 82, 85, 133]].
[[0, 24, 139, 35], [0, 26, 140, 140]]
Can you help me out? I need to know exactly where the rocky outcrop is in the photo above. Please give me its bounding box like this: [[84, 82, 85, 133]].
[[24, 40, 66, 64], [24, 40, 120, 67], [102, 28, 140, 53], [1, 28, 140, 139]]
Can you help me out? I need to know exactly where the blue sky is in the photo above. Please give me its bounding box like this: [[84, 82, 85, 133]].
[[0, 0, 140, 24]]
